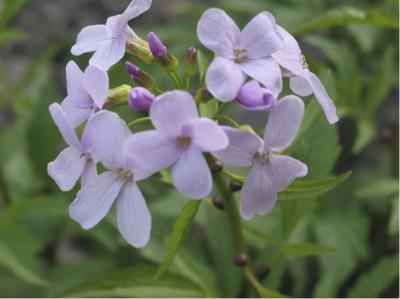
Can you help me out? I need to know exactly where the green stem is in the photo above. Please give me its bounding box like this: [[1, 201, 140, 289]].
[[222, 169, 245, 184], [213, 115, 241, 128], [207, 155, 263, 296], [0, 166, 10, 206], [185, 76, 191, 91], [128, 117, 151, 128]]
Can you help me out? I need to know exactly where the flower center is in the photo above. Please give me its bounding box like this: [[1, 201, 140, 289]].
[[301, 54, 309, 70], [118, 169, 133, 182], [254, 151, 270, 165], [234, 48, 248, 63], [176, 136, 192, 150], [80, 153, 92, 162]]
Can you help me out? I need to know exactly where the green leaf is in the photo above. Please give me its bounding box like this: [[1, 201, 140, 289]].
[[355, 178, 399, 199], [258, 286, 288, 298], [60, 264, 205, 298], [155, 201, 201, 278], [347, 255, 399, 297], [196, 49, 209, 85], [279, 172, 352, 200], [243, 225, 283, 246], [293, 6, 399, 35], [281, 242, 335, 257], [353, 119, 376, 154], [199, 99, 218, 118], [0, 0, 29, 28], [388, 196, 399, 236], [0, 29, 27, 46]]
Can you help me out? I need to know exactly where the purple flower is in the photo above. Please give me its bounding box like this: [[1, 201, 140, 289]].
[[60, 61, 109, 128], [47, 103, 97, 192], [213, 96, 308, 220], [148, 32, 168, 58], [123, 91, 229, 199], [71, 0, 152, 70], [271, 26, 338, 124], [236, 80, 277, 111], [129, 87, 155, 111], [69, 111, 152, 248], [197, 8, 283, 101]]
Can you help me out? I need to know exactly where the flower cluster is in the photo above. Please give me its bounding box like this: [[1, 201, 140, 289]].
[[48, 0, 338, 248]]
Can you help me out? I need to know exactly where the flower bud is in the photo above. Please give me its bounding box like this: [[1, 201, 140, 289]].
[[148, 32, 178, 71], [229, 180, 243, 192], [125, 29, 153, 63], [106, 84, 131, 108], [210, 160, 223, 174], [125, 62, 156, 91], [236, 80, 277, 111], [128, 87, 155, 111], [234, 253, 248, 267], [183, 47, 198, 77], [212, 196, 224, 210]]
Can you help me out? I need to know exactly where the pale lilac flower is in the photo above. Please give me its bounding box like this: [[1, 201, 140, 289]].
[[213, 96, 308, 220], [271, 26, 338, 124], [123, 91, 229, 199], [197, 8, 283, 101], [69, 111, 152, 248], [128, 87, 155, 111], [71, 0, 152, 70], [61, 61, 109, 128], [47, 103, 97, 192], [236, 80, 277, 111]]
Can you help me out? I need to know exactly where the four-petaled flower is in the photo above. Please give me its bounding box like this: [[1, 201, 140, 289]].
[[71, 0, 152, 70], [69, 111, 152, 248], [61, 61, 109, 128], [197, 8, 284, 101], [236, 80, 277, 111], [48, 103, 97, 191], [213, 96, 308, 220], [271, 26, 338, 124], [123, 91, 229, 199]]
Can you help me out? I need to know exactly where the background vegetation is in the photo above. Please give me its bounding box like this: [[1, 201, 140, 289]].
[[0, 0, 398, 297]]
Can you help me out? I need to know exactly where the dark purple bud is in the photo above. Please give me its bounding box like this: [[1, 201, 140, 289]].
[[129, 87, 155, 111], [212, 196, 224, 210], [195, 86, 213, 103], [184, 47, 198, 77], [256, 265, 270, 281], [234, 253, 248, 267], [125, 61, 141, 79], [236, 80, 277, 111], [148, 32, 168, 58], [210, 160, 223, 173], [229, 180, 243, 192]]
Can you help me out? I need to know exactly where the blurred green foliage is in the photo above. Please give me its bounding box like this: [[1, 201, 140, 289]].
[[0, 0, 398, 297]]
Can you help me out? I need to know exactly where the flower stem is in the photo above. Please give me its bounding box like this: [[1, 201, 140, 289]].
[[207, 154, 263, 296], [128, 117, 151, 128], [0, 166, 10, 206]]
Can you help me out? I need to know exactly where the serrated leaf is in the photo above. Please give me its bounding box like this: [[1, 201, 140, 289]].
[[281, 242, 335, 257], [155, 201, 201, 278], [347, 255, 399, 297], [60, 264, 205, 298], [293, 6, 398, 35], [279, 172, 351, 200]]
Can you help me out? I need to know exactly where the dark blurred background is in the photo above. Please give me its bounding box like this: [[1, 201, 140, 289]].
[[0, 0, 398, 297]]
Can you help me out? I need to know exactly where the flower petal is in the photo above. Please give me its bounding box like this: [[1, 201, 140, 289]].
[[49, 103, 81, 148], [122, 0, 152, 21], [84, 111, 131, 170], [264, 95, 304, 151], [182, 118, 229, 152], [308, 71, 339, 124], [268, 154, 308, 192], [289, 75, 313, 96], [172, 147, 211, 199], [89, 36, 126, 70], [123, 130, 179, 173], [240, 57, 282, 95], [71, 25, 110, 56], [150, 90, 198, 137], [271, 26, 304, 76], [61, 97, 92, 129], [66, 61, 91, 108], [81, 160, 98, 186], [212, 127, 263, 167], [116, 182, 151, 248], [69, 171, 123, 229], [240, 161, 277, 220], [240, 12, 283, 58], [206, 57, 245, 101], [83, 66, 109, 109], [48, 146, 86, 192], [197, 8, 240, 59]]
